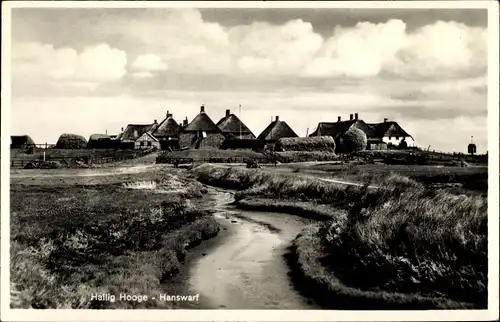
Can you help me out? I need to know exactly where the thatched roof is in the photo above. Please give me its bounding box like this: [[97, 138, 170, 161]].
[[257, 118, 298, 141], [309, 120, 374, 140], [367, 121, 413, 139], [120, 124, 157, 141], [138, 132, 160, 142], [11, 135, 35, 146], [183, 106, 222, 133], [89, 134, 111, 141], [275, 136, 336, 152], [152, 114, 181, 138], [56, 133, 88, 149], [217, 110, 255, 138]]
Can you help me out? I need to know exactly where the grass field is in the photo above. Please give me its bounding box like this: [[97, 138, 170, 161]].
[[10, 168, 219, 309], [193, 164, 487, 308], [265, 163, 488, 194]]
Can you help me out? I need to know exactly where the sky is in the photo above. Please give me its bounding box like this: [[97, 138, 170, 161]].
[[10, 7, 489, 153]]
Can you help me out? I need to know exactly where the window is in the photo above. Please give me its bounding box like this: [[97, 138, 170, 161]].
[[140, 141, 145, 146], [396, 136, 399, 140], [147, 141, 152, 147]]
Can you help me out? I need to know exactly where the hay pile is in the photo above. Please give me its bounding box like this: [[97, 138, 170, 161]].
[[274, 136, 336, 152], [342, 128, 367, 153], [56, 133, 88, 149]]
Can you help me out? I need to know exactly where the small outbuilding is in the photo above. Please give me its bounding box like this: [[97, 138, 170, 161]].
[[88, 134, 118, 149]]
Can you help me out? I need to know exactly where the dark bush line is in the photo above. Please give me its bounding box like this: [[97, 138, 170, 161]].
[[285, 228, 479, 310]]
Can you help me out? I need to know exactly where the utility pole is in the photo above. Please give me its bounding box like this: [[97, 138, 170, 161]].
[[239, 104, 242, 139]]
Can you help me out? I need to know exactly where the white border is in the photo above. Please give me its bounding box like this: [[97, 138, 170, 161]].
[[1, 1, 499, 321]]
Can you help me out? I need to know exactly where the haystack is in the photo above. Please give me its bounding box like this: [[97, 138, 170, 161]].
[[342, 128, 367, 153], [274, 136, 336, 152], [56, 133, 88, 149]]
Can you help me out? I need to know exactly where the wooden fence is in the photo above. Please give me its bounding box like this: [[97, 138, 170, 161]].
[[10, 149, 154, 169]]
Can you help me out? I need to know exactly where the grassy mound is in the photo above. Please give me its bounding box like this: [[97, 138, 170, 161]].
[[192, 164, 487, 308], [288, 225, 476, 309], [10, 183, 219, 309]]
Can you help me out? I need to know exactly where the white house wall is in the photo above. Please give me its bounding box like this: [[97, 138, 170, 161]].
[[382, 136, 415, 147], [135, 133, 160, 150]]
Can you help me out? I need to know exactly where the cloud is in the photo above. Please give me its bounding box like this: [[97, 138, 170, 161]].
[[11, 9, 488, 97], [130, 54, 167, 73], [230, 19, 324, 75], [302, 19, 487, 79], [12, 42, 127, 85], [393, 21, 487, 78]]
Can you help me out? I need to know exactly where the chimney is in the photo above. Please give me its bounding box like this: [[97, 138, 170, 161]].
[[121, 127, 124, 132], [226, 109, 230, 117], [276, 116, 280, 122], [183, 117, 188, 127], [154, 119, 157, 124], [355, 113, 358, 120], [350, 114, 353, 120], [384, 118, 388, 123], [166, 110, 171, 118], [337, 116, 341, 122], [200, 105, 205, 113]]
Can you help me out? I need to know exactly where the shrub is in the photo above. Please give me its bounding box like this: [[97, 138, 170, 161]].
[[342, 128, 367, 153], [56, 134, 88, 149]]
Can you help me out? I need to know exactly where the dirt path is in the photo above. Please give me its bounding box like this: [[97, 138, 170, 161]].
[[172, 189, 320, 309]]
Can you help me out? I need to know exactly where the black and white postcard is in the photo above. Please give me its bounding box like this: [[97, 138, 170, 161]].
[[1, 1, 499, 321]]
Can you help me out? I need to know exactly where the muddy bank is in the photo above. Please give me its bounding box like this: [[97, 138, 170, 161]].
[[165, 189, 320, 309]]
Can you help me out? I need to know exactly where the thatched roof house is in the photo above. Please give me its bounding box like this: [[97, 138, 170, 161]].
[[275, 136, 336, 152], [257, 116, 298, 141], [56, 133, 88, 149], [119, 122, 158, 142], [309, 114, 373, 139], [152, 111, 181, 140], [216, 109, 255, 139], [179, 105, 225, 149], [366, 119, 413, 141], [11, 135, 35, 149], [309, 114, 414, 150]]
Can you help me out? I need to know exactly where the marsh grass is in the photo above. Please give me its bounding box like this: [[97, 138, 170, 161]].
[[10, 183, 219, 309], [193, 164, 487, 308]]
